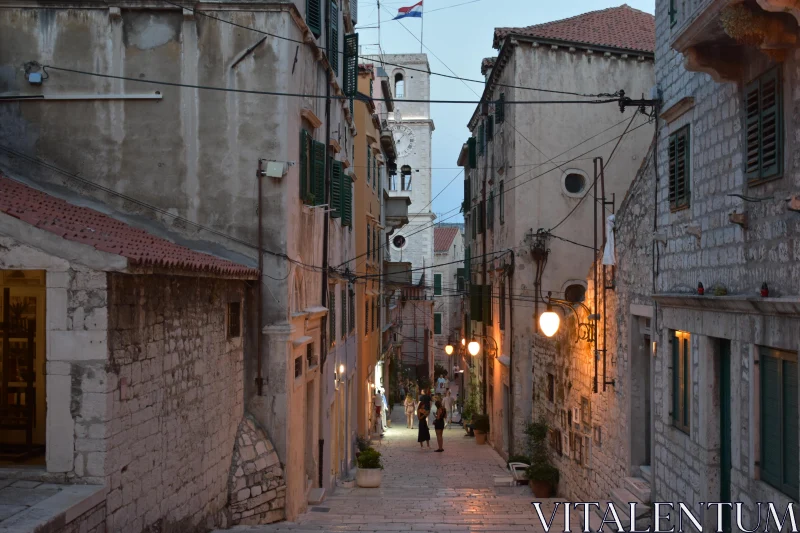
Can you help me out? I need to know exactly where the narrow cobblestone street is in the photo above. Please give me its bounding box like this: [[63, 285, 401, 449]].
[[216, 406, 579, 533]]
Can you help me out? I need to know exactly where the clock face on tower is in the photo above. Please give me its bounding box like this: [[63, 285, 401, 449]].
[[391, 124, 415, 158]]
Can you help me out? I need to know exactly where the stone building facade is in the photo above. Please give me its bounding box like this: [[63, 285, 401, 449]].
[[0, 0, 360, 520], [432, 225, 465, 370], [461, 5, 655, 459], [0, 175, 285, 532], [648, 0, 800, 528]]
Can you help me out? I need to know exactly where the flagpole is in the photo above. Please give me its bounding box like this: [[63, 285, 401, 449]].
[[420, 2, 424, 53]]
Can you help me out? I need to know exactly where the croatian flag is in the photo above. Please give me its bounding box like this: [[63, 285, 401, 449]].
[[393, 1, 423, 20]]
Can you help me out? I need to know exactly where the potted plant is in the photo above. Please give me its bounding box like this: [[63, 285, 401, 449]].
[[355, 435, 370, 459], [472, 414, 490, 445], [356, 447, 384, 488], [524, 421, 559, 497]]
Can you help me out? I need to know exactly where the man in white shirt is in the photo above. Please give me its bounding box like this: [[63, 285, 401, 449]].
[[380, 389, 389, 429]]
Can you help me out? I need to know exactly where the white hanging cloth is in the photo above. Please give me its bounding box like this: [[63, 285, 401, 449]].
[[602, 214, 616, 266]]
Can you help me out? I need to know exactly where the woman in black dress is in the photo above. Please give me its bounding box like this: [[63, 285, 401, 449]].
[[433, 400, 446, 452], [417, 404, 431, 448]]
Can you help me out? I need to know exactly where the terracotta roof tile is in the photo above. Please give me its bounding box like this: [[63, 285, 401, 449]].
[[0, 175, 259, 279], [434, 227, 459, 253], [493, 4, 655, 53]]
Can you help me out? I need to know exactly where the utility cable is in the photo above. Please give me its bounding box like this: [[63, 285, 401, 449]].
[[39, 65, 617, 105], [162, 0, 615, 99]]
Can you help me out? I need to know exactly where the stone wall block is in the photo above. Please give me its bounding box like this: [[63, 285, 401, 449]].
[[48, 330, 108, 362], [47, 373, 75, 473]]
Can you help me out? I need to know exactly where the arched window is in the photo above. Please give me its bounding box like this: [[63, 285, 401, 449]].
[[394, 73, 405, 99]]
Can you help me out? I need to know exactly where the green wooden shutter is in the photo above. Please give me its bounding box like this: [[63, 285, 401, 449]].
[[487, 190, 494, 230], [434, 273, 442, 295], [783, 358, 799, 497], [499, 181, 505, 224], [470, 284, 482, 321], [468, 137, 477, 169], [487, 116, 494, 142], [682, 336, 690, 425], [669, 0, 677, 26], [668, 127, 690, 210], [367, 148, 371, 185], [744, 78, 761, 181], [312, 140, 326, 206], [482, 284, 492, 325], [471, 207, 477, 239], [342, 176, 352, 226], [330, 159, 342, 218], [349, 288, 355, 332], [759, 68, 782, 180], [329, 0, 339, 75], [457, 268, 465, 292], [478, 123, 485, 156], [478, 200, 485, 234], [367, 224, 371, 259], [300, 129, 310, 204], [496, 93, 505, 124], [671, 332, 680, 424], [306, 0, 322, 38], [329, 289, 336, 343], [343, 33, 358, 97], [434, 313, 442, 335], [341, 288, 347, 338]]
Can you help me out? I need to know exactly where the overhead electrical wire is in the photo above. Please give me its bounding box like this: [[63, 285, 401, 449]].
[[159, 0, 616, 99], [39, 65, 617, 106]]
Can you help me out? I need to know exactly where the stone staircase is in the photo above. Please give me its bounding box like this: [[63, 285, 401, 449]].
[[583, 466, 653, 532]]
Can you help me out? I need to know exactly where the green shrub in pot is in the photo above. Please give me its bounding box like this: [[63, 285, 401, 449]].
[[357, 447, 383, 470], [472, 414, 490, 433]]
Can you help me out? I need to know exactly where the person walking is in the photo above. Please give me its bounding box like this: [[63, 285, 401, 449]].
[[417, 403, 431, 449], [380, 389, 389, 429], [404, 393, 416, 428], [373, 391, 384, 435], [433, 400, 447, 452], [443, 389, 455, 428], [419, 388, 433, 427]]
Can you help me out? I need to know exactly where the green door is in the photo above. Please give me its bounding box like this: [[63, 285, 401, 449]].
[[720, 340, 731, 533]]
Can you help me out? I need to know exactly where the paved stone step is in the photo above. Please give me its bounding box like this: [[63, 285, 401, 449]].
[[639, 464, 652, 484], [609, 487, 650, 518], [623, 476, 651, 503]]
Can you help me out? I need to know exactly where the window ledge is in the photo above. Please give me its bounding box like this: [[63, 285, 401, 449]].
[[660, 97, 695, 125], [654, 293, 800, 316]]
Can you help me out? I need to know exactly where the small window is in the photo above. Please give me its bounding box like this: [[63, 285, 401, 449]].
[[457, 268, 465, 292], [434, 313, 442, 335], [546, 373, 554, 403], [668, 126, 691, 211], [564, 284, 587, 303], [671, 331, 691, 434], [394, 73, 405, 98], [295, 355, 304, 378], [227, 301, 241, 338], [759, 347, 799, 500], [669, 0, 677, 27], [564, 173, 586, 195], [434, 273, 442, 295]]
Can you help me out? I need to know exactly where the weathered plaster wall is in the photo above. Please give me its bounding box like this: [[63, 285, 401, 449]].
[[433, 227, 464, 369], [105, 273, 255, 533]]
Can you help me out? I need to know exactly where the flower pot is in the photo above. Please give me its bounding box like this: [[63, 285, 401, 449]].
[[474, 429, 487, 445], [529, 479, 554, 498], [356, 468, 383, 488]]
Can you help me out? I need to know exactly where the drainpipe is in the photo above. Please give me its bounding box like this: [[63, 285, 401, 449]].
[[319, 0, 332, 489], [507, 252, 515, 455], [592, 158, 600, 394], [256, 161, 265, 396]]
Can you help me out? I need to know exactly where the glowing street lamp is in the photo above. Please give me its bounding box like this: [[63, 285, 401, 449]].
[[461, 338, 466, 346], [445, 344, 454, 355], [467, 340, 481, 356], [539, 302, 560, 338]]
